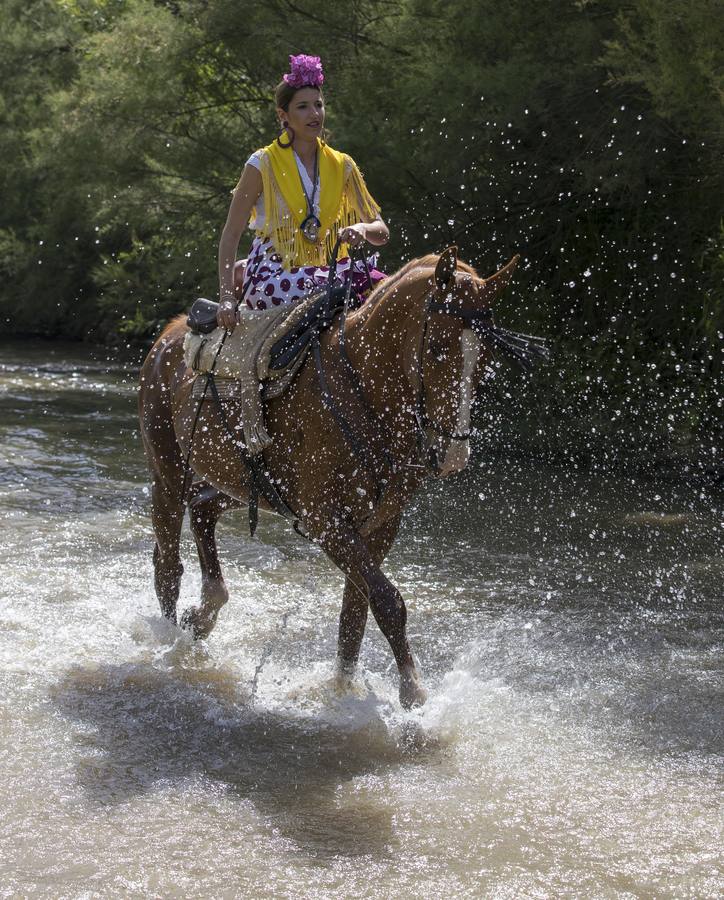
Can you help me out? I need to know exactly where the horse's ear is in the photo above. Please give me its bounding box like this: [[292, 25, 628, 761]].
[[488, 254, 520, 290], [478, 254, 520, 305], [435, 246, 457, 290]]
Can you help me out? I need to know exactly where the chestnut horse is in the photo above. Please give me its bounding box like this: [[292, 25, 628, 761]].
[[139, 247, 539, 708]]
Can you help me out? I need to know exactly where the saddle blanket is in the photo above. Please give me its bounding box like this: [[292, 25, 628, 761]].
[[182, 293, 322, 454]]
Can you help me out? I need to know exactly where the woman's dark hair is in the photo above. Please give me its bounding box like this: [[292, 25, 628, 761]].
[[274, 80, 323, 112]]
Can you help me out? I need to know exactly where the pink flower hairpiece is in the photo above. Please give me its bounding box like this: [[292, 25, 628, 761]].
[[283, 54, 324, 88]]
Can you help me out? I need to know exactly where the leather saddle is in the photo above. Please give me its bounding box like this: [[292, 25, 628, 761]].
[[186, 285, 359, 371]]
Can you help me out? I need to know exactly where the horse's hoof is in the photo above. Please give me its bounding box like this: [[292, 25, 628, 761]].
[[333, 671, 355, 695], [179, 606, 215, 640], [399, 671, 428, 710], [179, 607, 200, 639], [331, 658, 356, 694]]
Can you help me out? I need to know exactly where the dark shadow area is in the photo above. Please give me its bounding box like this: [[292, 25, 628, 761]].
[[51, 662, 439, 859]]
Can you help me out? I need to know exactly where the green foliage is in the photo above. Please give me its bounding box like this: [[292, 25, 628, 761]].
[[602, 0, 724, 135], [92, 225, 215, 340], [0, 0, 721, 466]]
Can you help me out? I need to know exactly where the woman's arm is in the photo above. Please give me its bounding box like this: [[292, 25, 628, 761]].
[[217, 163, 262, 329], [339, 217, 389, 249], [339, 155, 389, 250]]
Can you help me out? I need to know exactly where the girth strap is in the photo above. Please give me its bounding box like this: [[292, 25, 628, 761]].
[[207, 372, 298, 536]]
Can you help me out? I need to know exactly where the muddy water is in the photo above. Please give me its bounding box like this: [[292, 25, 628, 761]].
[[0, 339, 722, 898]]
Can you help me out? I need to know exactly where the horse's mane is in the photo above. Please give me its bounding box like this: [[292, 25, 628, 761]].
[[157, 254, 479, 339]]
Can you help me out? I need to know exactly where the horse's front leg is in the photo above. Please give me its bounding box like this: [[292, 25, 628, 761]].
[[180, 482, 244, 639], [335, 515, 402, 679], [323, 523, 426, 709], [335, 576, 368, 683]]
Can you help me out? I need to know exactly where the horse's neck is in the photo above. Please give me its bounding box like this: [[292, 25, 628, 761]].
[[344, 273, 429, 407]]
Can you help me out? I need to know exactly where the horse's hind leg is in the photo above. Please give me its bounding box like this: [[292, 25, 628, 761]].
[[180, 483, 243, 639], [151, 476, 185, 624], [139, 350, 186, 625]]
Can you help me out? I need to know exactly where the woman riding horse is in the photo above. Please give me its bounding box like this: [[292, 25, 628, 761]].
[[140, 244, 542, 710], [217, 54, 388, 329], [139, 61, 548, 711]]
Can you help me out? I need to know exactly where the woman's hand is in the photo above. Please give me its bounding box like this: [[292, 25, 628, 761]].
[[217, 296, 239, 330], [339, 223, 368, 248], [340, 218, 389, 248]]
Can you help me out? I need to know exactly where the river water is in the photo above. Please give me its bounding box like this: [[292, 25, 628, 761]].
[[0, 339, 721, 898]]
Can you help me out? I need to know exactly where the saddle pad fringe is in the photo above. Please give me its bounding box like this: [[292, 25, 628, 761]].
[[191, 371, 300, 405]]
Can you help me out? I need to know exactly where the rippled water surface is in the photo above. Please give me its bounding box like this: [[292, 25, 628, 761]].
[[1, 339, 722, 898]]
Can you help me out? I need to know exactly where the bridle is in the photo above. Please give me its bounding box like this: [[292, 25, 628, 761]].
[[410, 279, 500, 473], [410, 267, 550, 472], [317, 248, 549, 486], [325, 256, 503, 476], [320, 250, 485, 478]]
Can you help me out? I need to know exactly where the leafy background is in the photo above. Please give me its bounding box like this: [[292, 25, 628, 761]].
[[1, 0, 721, 472]]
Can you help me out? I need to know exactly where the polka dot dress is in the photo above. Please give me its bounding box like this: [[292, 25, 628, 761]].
[[241, 236, 385, 310]]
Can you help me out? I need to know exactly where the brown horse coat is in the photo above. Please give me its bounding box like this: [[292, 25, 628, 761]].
[[139, 248, 521, 707]]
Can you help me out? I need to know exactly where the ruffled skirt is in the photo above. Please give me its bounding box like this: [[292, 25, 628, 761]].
[[241, 235, 385, 310]]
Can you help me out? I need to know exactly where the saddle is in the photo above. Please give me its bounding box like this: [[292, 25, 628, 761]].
[[183, 285, 361, 454], [187, 285, 355, 369]]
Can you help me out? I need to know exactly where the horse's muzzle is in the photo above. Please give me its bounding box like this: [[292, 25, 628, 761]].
[[425, 431, 471, 478]]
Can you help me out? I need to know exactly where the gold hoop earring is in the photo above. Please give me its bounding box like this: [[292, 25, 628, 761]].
[[276, 122, 294, 148]]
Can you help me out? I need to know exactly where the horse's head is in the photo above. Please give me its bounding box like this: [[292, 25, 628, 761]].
[[407, 246, 520, 478]]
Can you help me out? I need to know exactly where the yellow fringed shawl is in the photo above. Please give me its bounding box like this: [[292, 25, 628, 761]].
[[249, 138, 381, 269]]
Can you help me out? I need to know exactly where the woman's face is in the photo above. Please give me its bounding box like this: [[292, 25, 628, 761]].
[[278, 87, 325, 139]]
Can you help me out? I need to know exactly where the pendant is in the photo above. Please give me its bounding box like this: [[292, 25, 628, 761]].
[[300, 214, 321, 243]]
